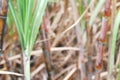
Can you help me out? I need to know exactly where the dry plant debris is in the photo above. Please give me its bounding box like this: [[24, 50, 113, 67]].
[[0, 0, 120, 80]]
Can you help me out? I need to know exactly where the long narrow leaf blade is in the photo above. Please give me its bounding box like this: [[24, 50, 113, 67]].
[[30, 0, 48, 50], [89, 0, 105, 26], [109, 10, 120, 76]]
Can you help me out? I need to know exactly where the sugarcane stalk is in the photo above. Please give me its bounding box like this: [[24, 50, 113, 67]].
[[82, 0, 94, 79], [40, 15, 54, 80], [0, 0, 8, 60], [69, 0, 87, 79], [95, 0, 111, 79], [23, 48, 30, 80]]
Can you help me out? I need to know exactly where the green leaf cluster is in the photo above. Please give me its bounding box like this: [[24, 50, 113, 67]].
[[9, 0, 48, 53]]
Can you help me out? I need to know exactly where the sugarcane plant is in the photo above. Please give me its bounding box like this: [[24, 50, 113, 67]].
[[8, 0, 48, 80], [95, 0, 111, 79], [0, 0, 8, 59], [40, 15, 54, 80]]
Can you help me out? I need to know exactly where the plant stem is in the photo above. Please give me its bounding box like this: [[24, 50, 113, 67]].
[[69, 0, 87, 80], [23, 48, 30, 80], [108, 0, 116, 79], [40, 16, 54, 80], [83, 0, 94, 79]]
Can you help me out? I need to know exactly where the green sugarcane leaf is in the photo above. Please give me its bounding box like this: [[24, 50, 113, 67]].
[[9, 0, 25, 49], [30, 0, 48, 51], [89, 0, 105, 26], [24, 0, 34, 45], [48, 0, 58, 2], [109, 10, 120, 76]]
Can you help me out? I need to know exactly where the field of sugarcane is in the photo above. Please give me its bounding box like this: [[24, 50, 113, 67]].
[[0, 0, 119, 80]]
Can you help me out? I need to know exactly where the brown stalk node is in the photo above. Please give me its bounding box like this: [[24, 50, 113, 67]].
[[103, 0, 111, 17]]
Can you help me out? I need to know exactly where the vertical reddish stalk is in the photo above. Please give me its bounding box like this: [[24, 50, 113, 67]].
[[40, 15, 54, 80], [69, 0, 87, 79], [99, 0, 111, 42], [0, 0, 14, 79], [95, 0, 111, 79], [0, 0, 8, 60], [83, 0, 94, 79]]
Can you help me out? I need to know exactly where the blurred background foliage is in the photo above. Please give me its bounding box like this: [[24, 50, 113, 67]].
[[0, 0, 119, 80]]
